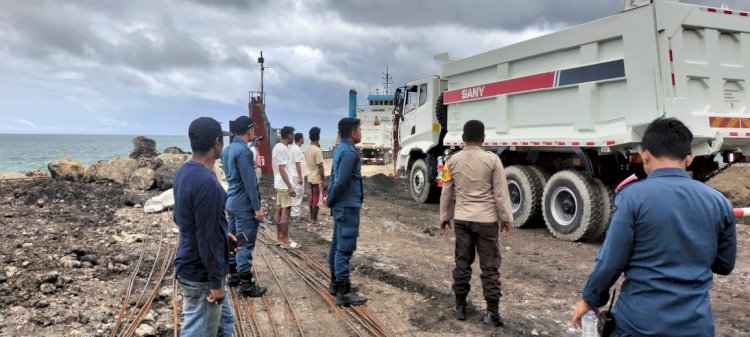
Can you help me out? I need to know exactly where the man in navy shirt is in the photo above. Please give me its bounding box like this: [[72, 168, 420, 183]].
[[174, 117, 234, 337], [572, 117, 737, 336], [222, 115, 267, 297], [327, 117, 367, 306]]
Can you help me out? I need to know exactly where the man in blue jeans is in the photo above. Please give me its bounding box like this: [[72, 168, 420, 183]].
[[327, 117, 367, 306], [222, 115, 267, 297], [571, 117, 737, 336], [173, 117, 234, 336]]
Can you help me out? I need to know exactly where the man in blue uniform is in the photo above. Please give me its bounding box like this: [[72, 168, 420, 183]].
[[174, 117, 234, 336], [327, 117, 367, 306], [571, 117, 737, 336], [222, 115, 267, 297]]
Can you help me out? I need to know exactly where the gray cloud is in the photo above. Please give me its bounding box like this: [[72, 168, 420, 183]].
[[328, 0, 750, 30], [2, 0, 750, 136], [327, 0, 621, 30], [0, 2, 103, 60]]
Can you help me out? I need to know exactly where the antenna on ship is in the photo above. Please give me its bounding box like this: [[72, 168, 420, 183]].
[[382, 66, 393, 95], [258, 51, 265, 96]]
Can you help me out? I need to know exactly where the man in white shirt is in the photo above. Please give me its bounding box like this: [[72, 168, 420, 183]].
[[289, 133, 306, 218], [248, 136, 264, 184], [272, 126, 300, 249]]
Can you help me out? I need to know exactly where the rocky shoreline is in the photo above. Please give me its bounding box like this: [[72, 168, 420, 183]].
[[41, 136, 191, 192]]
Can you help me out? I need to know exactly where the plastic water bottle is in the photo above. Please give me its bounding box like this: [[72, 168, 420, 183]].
[[581, 310, 599, 337]]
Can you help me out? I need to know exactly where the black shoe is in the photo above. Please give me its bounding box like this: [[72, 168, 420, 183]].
[[239, 280, 267, 297], [238, 271, 267, 297], [328, 272, 358, 295], [452, 304, 467, 321], [334, 281, 367, 306], [228, 273, 241, 287], [481, 311, 504, 327], [328, 281, 359, 295]]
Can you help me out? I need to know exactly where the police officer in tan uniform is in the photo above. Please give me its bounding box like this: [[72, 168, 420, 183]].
[[439, 120, 513, 327]]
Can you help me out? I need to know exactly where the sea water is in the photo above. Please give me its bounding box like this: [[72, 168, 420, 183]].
[[0, 134, 336, 174]]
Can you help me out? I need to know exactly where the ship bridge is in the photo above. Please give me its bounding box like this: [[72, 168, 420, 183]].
[[366, 92, 396, 107]]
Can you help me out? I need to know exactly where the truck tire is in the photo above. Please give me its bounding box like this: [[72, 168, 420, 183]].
[[505, 166, 543, 228], [590, 178, 614, 241], [410, 159, 440, 204], [527, 166, 551, 188], [542, 170, 603, 242], [436, 93, 447, 132]]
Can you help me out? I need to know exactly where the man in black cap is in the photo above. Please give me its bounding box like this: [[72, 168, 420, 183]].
[[174, 117, 235, 336], [222, 115, 267, 297]]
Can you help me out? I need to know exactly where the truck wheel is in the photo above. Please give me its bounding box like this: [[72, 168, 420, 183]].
[[436, 93, 447, 131], [527, 166, 551, 188], [590, 179, 614, 241], [410, 159, 440, 204], [542, 171, 603, 242], [505, 166, 543, 228], [436, 93, 448, 144]]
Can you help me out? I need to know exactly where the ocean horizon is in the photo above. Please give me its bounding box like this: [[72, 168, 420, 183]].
[[0, 134, 336, 174]]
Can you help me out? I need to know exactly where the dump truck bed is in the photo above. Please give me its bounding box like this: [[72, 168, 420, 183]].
[[440, 0, 750, 156]]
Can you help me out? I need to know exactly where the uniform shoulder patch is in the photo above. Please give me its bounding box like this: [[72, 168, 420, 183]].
[[440, 165, 452, 183], [615, 174, 642, 194]]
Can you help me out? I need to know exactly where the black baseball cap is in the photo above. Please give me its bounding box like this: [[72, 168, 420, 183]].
[[188, 117, 224, 148], [231, 115, 254, 135]]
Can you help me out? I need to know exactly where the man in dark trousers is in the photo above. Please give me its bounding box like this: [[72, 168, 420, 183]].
[[439, 120, 513, 327], [173, 117, 234, 336], [222, 115, 267, 297], [572, 117, 737, 336], [327, 117, 367, 306]]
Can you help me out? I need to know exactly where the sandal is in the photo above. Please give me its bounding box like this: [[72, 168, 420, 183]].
[[279, 240, 302, 249]]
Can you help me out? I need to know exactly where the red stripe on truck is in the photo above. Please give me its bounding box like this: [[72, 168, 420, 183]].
[[443, 72, 555, 104]]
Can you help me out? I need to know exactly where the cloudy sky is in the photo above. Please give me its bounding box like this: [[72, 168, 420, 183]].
[[1, 0, 748, 137]]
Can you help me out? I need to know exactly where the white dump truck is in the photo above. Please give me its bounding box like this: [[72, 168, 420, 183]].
[[355, 92, 395, 164], [393, 0, 750, 241]]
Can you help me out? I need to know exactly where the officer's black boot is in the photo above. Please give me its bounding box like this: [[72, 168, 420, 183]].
[[334, 280, 367, 306], [238, 271, 267, 297], [228, 263, 240, 287], [481, 299, 504, 327], [452, 294, 467, 321], [328, 271, 360, 295]]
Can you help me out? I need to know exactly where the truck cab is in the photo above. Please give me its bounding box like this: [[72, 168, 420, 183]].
[[393, 76, 447, 202]]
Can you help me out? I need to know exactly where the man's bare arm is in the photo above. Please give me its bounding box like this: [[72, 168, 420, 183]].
[[317, 163, 326, 187], [279, 164, 294, 192], [295, 162, 303, 183]]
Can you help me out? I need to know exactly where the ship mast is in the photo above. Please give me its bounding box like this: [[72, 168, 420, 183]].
[[381, 66, 393, 95], [258, 51, 265, 97]]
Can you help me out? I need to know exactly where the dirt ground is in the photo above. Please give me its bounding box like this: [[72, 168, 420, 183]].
[[0, 165, 748, 337], [323, 159, 395, 178]]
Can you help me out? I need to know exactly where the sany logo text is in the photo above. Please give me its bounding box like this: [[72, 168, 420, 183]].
[[461, 86, 485, 100]]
